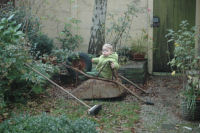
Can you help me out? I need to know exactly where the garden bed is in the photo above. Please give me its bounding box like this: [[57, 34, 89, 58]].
[[0, 82, 141, 133], [1, 75, 200, 133]]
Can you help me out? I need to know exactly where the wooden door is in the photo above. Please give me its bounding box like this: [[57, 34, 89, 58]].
[[153, 0, 196, 72]]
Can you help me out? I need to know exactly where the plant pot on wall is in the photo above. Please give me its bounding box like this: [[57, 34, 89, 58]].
[[133, 53, 145, 61]]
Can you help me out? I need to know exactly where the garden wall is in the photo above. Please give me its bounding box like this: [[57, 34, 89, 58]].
[[196, 0, 200, 57], [15, 0, 153, 73], [15, 0, 153, 50]]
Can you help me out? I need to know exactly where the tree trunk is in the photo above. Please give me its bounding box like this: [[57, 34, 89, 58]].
[[88, 0, 107, 55]]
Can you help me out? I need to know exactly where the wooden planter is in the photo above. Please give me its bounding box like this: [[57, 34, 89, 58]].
[[133, 53, 145, 61]]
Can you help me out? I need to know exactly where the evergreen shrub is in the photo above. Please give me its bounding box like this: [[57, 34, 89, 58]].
[[0, 14, 55, 107], [0, 113, 98, 133]]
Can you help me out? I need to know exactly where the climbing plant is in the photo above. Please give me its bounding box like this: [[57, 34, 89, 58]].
[[106, 0, 141, 50]]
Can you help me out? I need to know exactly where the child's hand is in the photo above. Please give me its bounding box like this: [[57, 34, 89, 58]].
[[111, 62, 115, 69]]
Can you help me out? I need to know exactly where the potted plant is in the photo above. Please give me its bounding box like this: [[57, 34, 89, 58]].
[[181, 73, 200, 120], [117, 46, 131, 64], [130, 30, 148, 60], [166, 20, 200, 120]]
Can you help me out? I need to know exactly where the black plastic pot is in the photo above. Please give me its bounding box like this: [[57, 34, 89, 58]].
[[181, 99, 200, 121]]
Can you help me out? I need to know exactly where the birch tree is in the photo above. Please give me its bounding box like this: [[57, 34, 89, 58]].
[[88, 0, 107, 55]]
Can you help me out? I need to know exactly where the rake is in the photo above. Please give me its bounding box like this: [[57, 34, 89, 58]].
[[25, 64, 102, 115]]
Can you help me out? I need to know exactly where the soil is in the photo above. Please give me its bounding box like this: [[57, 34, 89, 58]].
[[134, 75, 200, 133]]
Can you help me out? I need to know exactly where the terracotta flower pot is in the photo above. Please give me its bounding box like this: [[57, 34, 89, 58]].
[[133, 53, 145, 61]]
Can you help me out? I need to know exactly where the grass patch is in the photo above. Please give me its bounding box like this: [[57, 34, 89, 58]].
[[1, 94, 140, 132]]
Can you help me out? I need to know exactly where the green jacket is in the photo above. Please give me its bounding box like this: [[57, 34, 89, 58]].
[[92, 52, 119, 79]]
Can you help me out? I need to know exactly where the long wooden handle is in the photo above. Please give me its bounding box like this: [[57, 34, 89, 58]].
[[118, 75, 148, 94], [25, 64, 91, 108]]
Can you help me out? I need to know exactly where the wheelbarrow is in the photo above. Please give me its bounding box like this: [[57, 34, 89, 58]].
[[66, 62, 154, 105]]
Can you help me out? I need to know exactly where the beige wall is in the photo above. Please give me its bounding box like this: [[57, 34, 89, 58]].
[[196, 0, 200, 57], [16, 0, 153, 50], [71, 0, 153, 53], [16, 0, 154, 72]]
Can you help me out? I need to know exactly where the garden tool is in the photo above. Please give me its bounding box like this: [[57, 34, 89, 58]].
[[66, 64, 154, 105], [102, 61, 148, 93], [25, 63, 102, 115], [118, 75, 148, 94], [107, 61, 153, 105]]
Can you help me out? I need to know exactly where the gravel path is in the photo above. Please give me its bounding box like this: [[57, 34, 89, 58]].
[[135, 75, 200, 133]]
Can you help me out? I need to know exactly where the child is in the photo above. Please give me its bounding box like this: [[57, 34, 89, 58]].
[[89, 43, 119, 79]]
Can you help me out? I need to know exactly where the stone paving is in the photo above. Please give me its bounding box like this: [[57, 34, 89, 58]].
[[134, 76, 200, 133]]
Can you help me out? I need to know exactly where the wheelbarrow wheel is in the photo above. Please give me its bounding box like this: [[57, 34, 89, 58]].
[[66, 52, 92, 79]]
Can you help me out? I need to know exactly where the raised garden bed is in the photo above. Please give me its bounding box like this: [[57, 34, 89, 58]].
[[118, 60, 148, 84]]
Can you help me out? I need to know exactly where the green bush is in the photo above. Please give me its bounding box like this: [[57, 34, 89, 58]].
[[166, 20, 200, 117], [166, 20, 196, 73], [0, 2, 54, 59], [30, 34, 54, 58], [57, 19, 83, 51], [51, 49, 73, 64], [0, 2, 40, 42], [0, 14, 55, 107], [0, 113, 98, 133], [117, 46, 131, 64]]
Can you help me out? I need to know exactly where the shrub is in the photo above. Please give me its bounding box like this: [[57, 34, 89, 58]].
[[0, 14, 55, 107], [166, 20, 200, 118], [0, 113, 98, 133], [30, 34, 54, 58], [106, 0, 141, 50], [165, 20, 196, 73], [0, 2, 54, 59], [51, 49, 73, 64], [117, 46, 131, 64], [0, 2, 40, 42], [57, 19, 83, 51]]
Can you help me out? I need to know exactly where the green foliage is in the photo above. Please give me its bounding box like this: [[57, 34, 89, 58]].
[[183, 75, 200, 112], [0, 113, 98, 133], [0, 2, 40, 42], [166, 20, 200, 115], [166, 20, 196, 73], [117, 46, 131, 64], [0, 2, 54, 59], [0, 14, 55, 107], [130, 29, 149, 55], [57, 19, 83, 51], [51, 49, 81, 65], [30, 34, 54, 58], [106, 0, 141, 49]]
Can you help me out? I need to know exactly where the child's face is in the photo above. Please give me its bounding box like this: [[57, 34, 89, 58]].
[[102, 46, 112, 57]]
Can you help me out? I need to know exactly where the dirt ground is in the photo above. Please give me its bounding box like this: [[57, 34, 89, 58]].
[[134, 75, 200, 133]]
